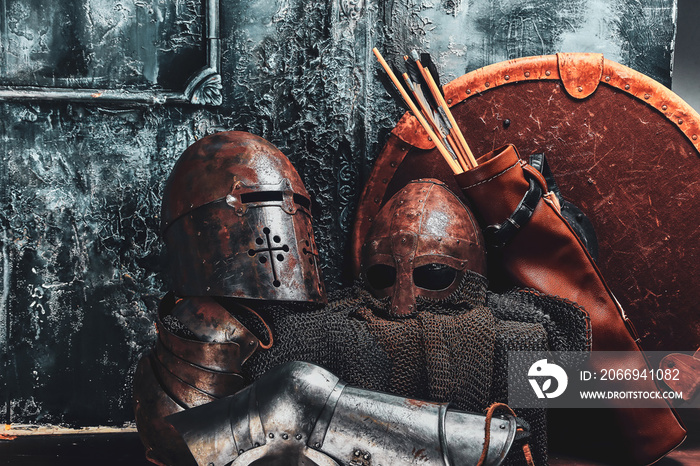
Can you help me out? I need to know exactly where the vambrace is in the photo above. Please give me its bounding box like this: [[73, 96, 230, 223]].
[[167, 361, 521, 466]]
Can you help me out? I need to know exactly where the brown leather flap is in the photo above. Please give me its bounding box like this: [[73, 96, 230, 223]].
[[557, 52, 603, 99]]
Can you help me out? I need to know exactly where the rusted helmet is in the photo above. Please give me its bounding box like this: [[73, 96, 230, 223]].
[[361, 179, 485, 317], [161, 131, 326, 303]]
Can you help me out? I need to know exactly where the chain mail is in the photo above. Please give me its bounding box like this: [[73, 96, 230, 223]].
[[164, 272, 590, 466]]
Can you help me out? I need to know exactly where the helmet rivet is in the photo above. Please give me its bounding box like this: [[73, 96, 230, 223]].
[[295, 434, 302, 440], [354, 450, 361, 456], [282, 433, 289, 440], [269, 433, 274, 438]]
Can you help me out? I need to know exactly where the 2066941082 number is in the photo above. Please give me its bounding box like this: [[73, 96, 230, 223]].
[[599, 368, 680, 381]]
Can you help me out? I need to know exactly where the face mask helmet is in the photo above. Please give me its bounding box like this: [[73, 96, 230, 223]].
[[361, 179, 486, 317], [161, 131, 325, 303]]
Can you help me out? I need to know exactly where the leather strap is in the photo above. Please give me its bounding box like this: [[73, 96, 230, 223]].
[[528, 153, 562, 201], [483, 168, 542, 248]]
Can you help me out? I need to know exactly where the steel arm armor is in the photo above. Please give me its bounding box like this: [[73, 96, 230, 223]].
[[167, 361, 521, 466]]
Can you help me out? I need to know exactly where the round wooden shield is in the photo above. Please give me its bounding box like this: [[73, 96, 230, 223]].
[[351, 53, 700, 353]]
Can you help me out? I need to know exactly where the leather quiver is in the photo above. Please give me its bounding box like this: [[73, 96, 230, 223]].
[[455, 144, 686, 465]]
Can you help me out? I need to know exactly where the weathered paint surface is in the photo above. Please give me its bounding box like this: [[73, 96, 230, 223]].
[[0, 0, 676, 425]]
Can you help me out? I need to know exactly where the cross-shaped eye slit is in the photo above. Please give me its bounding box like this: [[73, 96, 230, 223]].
[[247, 227, 290, 287]]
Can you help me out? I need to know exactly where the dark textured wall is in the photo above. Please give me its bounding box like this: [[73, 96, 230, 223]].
[[0, 0, 677, 426]]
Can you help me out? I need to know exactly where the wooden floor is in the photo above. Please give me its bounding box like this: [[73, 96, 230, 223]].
[[0, 421, 698, 465]]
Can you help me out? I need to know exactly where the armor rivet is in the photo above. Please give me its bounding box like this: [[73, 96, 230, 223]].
[[364, 453, 371, 460], [437, 237, 442, 242], [382, 178, 388, 183], [296, 434, 303, 440], [456, 239, 460, 244], [693, 135, 698, 141], [577, 86, 583, 92], [678, 119, 684, 125], [282, 433, 289, 440], [503, 119, 511, 128], [545, 70, 551, 76], [662, 105, 668, 110], [625, 84, 630, 90], [374, 197, 380, 203], [269, 433, 274, 438], [504, 75, 510, 80], [209, 463, 215, 466], [447, 99, 452, 104], [390, 161, 397, 167], [254, 442, 260, 447], [354, 450, 361, 456], [400, 146, 407, 152], [314, 442, 320, 448], [605, 76, 610, 82], [249, 340, 255, 346], [500, 424, 506, 429], [644, 94, 650, 99], [401, 238, 406, 243], [524, 72, 530, 77], [466, 89, 471, 95], [238, 450, 244, 454], [485, 82, 490, 88]]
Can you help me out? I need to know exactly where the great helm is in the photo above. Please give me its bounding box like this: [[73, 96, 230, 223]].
[[161, 131, 325, 303], [361, 179, 486, 317]]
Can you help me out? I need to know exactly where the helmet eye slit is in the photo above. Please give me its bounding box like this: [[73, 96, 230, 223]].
[[240, 191, 284, 203], [413, 263, 458, 291], [293, 193, 311, 209], [366, 264, 397, 290]]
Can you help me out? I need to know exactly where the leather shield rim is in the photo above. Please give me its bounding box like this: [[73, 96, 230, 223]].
[[350, 53, 700, 276]]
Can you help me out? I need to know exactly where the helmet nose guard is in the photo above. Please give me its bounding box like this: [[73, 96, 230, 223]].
[[362, 179, 485, 317], [161, 131, 326, 303]]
